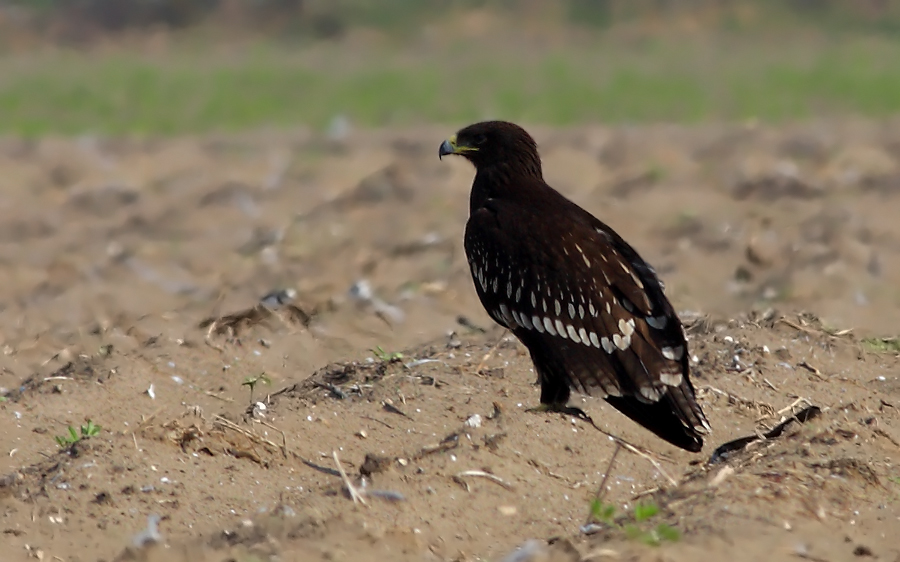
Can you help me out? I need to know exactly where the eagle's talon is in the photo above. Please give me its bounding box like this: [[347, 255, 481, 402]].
[[525, 403, 591, 421], [524, 404, 552, 414]]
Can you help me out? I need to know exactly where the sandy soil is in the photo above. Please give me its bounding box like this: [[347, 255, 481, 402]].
[[1, 120, 900, 562]]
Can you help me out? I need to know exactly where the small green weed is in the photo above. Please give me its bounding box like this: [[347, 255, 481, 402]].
[[633, 501, 660, 522], [589, 499, 616, 523], [55, 420, 101, 447], [242, 373, 272, 403], [588, 499, 680, 547], [371, 345, 404, 362], [862, 337, 900, 354], [624, 521, 682, 546]]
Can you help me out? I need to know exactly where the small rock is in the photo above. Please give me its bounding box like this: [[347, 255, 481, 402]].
[[359, 453, 391, 477]]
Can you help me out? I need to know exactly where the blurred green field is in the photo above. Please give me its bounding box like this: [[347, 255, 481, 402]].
[[3, 32, 900, 136]]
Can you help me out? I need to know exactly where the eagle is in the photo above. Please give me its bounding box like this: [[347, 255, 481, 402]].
[[439, 121, 710, 452]]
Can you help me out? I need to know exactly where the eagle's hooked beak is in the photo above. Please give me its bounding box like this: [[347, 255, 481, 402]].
[[438, 134, 457, 160], [439, 133, 477, 160]]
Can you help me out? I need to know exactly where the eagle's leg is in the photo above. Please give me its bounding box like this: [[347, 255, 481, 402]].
[[524, 365, 592, 421]]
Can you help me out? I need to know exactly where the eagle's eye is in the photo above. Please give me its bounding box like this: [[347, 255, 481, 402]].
[[473, 134, 488, 146]]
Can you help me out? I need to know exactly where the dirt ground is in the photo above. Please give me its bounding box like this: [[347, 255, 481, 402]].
[[1, 119, 900, 562]]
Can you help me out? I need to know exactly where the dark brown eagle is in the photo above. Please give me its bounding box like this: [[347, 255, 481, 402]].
[[439, 121, 710, 452]]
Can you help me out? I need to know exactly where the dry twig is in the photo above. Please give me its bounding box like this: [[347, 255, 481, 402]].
[[797, 361, 827, 381], [453, 470, 514, 491], [475, 329, 510, 373], [574, 412, 678, 486], [255, 420, 289, 458], [699, 385, 776, 420], [584, 442, 622, 526], [776, 397, 813, 418], [214, 415, 282, 453], [333, 450, 366, 505]]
